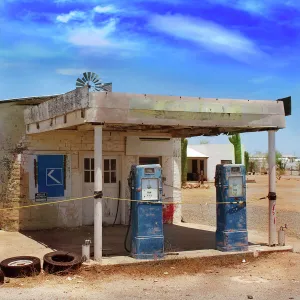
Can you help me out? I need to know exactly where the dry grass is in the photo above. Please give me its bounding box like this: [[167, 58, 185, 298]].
[[3, 251, 287, 288]]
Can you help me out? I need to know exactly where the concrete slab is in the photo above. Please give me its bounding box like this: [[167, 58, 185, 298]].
[[0, 223, 296, 265], [0, 230, 52, 260], [100, 245, 293, 266]]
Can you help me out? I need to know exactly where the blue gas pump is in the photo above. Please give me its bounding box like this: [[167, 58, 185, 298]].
[[129, 164, 164, 259], [215, 164, 248, 252]]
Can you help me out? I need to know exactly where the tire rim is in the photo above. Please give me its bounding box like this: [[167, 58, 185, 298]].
[[8, 260, 33, 267]]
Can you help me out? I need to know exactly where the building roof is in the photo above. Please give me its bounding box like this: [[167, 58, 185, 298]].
[[187, 147, 209, 158], [0, 94, 62, 105], [282, 154, 297, 158]]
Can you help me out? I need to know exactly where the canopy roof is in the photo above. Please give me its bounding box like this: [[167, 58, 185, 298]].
[[22, 86, 290, 137]]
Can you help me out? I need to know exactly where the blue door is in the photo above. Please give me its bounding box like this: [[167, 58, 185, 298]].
[[37, 155, 65, 198]]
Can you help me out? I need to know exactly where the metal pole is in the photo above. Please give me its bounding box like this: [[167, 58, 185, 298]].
[[94, 125, 103, 261], [268, 130, 277, 246]]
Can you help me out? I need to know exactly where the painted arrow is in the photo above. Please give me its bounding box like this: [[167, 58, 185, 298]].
[[47, 170, 61, 184]]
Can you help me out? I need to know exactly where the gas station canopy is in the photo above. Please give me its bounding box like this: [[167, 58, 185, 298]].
[[24, 86, 291, 137]]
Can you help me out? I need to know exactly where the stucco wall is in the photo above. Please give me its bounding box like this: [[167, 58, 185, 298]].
[[1, 116, 181, 230], [188, 144, 246, 181], [124, 136, 181, 225], [188, 144, 234, 181], [19, 130, 125, 230]]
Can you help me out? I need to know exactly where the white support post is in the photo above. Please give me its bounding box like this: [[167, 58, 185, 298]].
[[268, 130, 277, 246], [94, 125, 103, 261]]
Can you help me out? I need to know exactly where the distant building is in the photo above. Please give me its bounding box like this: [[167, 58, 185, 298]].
[[187, 144, 245, 181], [250, 153, 300, 173], [249, 153, 268, 173]]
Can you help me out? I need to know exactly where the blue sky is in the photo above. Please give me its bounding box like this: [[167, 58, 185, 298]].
[[0, 0, 299, 155]]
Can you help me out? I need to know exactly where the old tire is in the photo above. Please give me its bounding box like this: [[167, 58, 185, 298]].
[[0, 256, 41, 278], [0, 269, 4, 284], [43, 251, 82, 275]]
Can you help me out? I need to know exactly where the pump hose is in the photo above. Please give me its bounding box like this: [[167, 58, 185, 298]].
[[112, 181, 121, 227], [124, 171, 133, 253], [124, 201, 132, 253]]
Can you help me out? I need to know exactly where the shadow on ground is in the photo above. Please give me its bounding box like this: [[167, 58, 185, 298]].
[[20, 224, 217, 257]]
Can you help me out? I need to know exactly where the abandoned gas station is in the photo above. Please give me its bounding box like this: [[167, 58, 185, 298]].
[[0, 86, 291, 262]]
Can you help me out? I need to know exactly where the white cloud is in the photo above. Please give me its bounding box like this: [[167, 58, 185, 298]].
[[250, 76, 273, 84], [67, 18, 142, 53], [211, 0, 266, 15], [93, 5, 119, 14], [56, 10, 86, 23], [210, 0, 300, 16], [149, 14, 265, 62], [56, 68, 87, 75], [68, 18, 117, 47]]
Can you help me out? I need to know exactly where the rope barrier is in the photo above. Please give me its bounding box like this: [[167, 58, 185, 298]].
[[0, 193, 266, 212]]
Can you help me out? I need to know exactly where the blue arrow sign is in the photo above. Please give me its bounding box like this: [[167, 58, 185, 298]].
[[46, 168, 63, 186]]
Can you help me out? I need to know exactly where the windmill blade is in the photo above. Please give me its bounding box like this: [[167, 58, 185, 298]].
[[76, 78, 86, 85], [87, 72, 91, 81], [92, 72, 99, 80], [101, 83, 112, 92], [83, 72, 89, 82], [93, 78, 101, 84], [90, 72, 96, 81]]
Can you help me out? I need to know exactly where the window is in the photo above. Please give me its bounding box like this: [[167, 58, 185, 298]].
[[84, 158, 117, 184], [104, 159, 117, 184], [139, 157, 161, 165], [84, 158, 94, 183], [221, 160, 232, 165]]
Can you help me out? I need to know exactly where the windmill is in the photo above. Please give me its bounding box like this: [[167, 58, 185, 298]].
[[76, 72, 112, 92]]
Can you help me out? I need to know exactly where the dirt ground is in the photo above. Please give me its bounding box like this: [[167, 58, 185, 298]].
[[182, 175, 300, 238], [0, 252, 300, 299], [0, 175, 299, 299]]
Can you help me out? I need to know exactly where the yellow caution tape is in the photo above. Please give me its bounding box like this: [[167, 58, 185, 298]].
[[0, 193, 261, 212], [0, 195, 93, 211]]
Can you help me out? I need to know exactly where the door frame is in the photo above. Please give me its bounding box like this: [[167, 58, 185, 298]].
[[80, 151, 122, 224]]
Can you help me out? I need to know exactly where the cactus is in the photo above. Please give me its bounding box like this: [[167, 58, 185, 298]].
[[229, 133, 242, 164], [181, 138, 188, 183], [244, 151, 249, 172]]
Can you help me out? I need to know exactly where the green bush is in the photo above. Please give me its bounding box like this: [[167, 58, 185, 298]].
[[181, 138, 188, 183]]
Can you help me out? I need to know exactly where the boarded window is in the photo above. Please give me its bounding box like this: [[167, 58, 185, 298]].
[[139, 157, 161, 165], [221, 160, 232, 165]]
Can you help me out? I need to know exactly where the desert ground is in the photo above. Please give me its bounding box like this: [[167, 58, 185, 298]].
[[182, 175, 300, 238]]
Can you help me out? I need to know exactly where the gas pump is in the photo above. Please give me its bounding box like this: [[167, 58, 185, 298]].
[[128, 164, 164, 259], [215, 164, 248, 252]]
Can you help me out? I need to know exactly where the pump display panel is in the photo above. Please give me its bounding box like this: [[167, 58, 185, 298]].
[[228, 176, 243, 197], [141, 178, 159, 200]]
